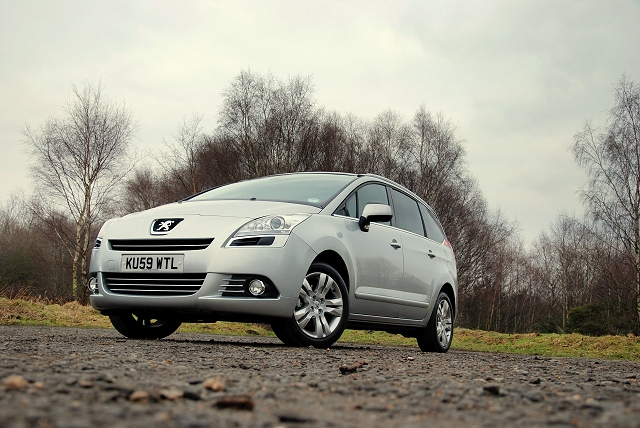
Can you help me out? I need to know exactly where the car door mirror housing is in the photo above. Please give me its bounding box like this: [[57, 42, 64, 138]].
[[358, 203, 393, 232]]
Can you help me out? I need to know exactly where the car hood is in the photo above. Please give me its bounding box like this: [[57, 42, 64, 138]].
[[99, 200, 321, 241]]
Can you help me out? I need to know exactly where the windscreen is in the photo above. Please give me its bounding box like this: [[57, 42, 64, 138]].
[[189, 174, 356, 206]]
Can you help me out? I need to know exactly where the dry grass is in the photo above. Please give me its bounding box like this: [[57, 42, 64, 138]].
[[0, 297, 273, 336], [452, 328, 640, 360], [2, 297, 639, 360], [0, 297, 112, 328]]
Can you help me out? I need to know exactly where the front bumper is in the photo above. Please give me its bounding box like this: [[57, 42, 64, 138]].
[[89, 233, 316, 320]]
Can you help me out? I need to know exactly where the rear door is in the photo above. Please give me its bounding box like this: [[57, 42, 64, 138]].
[[388, 188, 440, 321]]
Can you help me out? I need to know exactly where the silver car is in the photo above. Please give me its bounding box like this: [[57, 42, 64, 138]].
[[88, 173, 457, 352]]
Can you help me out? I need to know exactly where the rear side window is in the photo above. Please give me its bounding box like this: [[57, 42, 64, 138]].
[[390, 189, 425, 236], [419, 204, 446, 242]]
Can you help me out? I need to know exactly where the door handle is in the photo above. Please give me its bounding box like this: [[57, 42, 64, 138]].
[[428, 250, 435, 259], [390, 239, 401, 249]]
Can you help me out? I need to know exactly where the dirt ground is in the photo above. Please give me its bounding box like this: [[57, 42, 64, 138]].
[[1, 325, 640, 427]]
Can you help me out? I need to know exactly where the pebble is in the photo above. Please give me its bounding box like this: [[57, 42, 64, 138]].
[[339, 360, 368, 374], [2, 374, 29, 390], [214, 395, 254, 410], [159, 387, 184, 400], [78, 379, 94, 388], [129, 390, 150, 403], [203, 377, 225, 391]]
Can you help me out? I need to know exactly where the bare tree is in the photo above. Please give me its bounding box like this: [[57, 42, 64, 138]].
[[270, 75, 317, 173], [218, 70, 321, 177], [572, 76, 640, 329], [196, 134, 245, 186], [338, 113, 370, 173], [123, 166, 169, 213], [409, 105, 466, 207], [531, 215, 594, 331], [219, 70, 275, 178], [368, 109, 412, 180], [158, 114, 205, 195], [23, 82, 136, 299]]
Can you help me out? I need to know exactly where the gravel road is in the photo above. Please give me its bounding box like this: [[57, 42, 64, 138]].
[[1, 326, 640, 428]]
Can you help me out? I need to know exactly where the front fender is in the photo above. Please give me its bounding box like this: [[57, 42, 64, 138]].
[[292, 216, 357, 297]]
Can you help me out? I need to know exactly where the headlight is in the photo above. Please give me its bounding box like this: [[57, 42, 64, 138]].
[[234, 214, 310, 237]]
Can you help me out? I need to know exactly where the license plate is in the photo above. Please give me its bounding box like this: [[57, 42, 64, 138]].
[[120, 255, 184, 272]]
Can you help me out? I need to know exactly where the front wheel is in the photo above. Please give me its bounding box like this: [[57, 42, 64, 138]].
[[417, 291, 454, 353], [109, 312, 182, 340], [271, 262, 349, 348]]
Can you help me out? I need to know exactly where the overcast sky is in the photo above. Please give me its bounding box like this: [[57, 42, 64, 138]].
[[1, 1, 639, 244]]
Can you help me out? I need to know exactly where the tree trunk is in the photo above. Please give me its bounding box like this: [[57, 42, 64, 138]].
[[636, 216, 640, 332], [80, 220, 90, 304], [72, 220, 83, 299]]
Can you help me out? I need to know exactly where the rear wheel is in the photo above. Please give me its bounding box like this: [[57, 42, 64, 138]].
[[271, 262, 348, 348], [417, 291, 454, 353], [109, 312, 182, 340]]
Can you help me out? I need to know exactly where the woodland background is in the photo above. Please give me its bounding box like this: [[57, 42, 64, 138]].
[[2, 70, 639, 336]]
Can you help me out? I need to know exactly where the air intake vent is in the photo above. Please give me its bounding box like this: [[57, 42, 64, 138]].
[[219, 276, 246, 296], [103, 273, 207, 296], [229, 236, 275, 246], [109, 238, 214, 251], [219, 275, 279, 298]]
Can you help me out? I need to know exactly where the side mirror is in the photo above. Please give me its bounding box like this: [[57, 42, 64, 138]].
[[358, 203, 393, 232]]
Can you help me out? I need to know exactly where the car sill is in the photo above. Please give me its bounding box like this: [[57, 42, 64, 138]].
[[355, 292, 430, 308]]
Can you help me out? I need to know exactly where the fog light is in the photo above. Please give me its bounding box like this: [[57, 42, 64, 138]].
[[248, 279, 266, 296], [87, 276, 98, 294]]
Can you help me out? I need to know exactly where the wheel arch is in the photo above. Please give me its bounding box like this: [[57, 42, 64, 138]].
[[440, 282, 457, 319], [312, 250, 350, 291]]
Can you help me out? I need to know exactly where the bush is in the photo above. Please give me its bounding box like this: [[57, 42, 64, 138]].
[[566, 302, 636, 336], [531, 317, 562, 334]]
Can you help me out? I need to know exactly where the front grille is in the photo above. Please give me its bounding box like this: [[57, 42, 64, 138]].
[[103, 273, 207, 296], [109, 238, 214, 251]]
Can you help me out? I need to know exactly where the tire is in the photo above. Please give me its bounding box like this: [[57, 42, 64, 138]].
[[272, 262, 349, 348], [417, 291, 454, 353], [270, 320, 305, 347], [109, 312, 182, 340]]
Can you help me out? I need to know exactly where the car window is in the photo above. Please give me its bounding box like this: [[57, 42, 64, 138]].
[[419, 204, 446, 242], [356, 184, 389, 218], [345, 193, 357, 218], [334, 193, 357, 218], [334, 183, 390, 225], [390, 189, 425, 236]]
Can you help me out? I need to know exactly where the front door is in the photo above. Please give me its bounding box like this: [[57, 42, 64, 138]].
[[348, 221, 404, 318], [336, 183, 404, 318]]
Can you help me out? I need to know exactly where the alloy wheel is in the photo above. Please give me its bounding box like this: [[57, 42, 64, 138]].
[[436, 298, 453, 348], [294, 271, 344, 339]]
